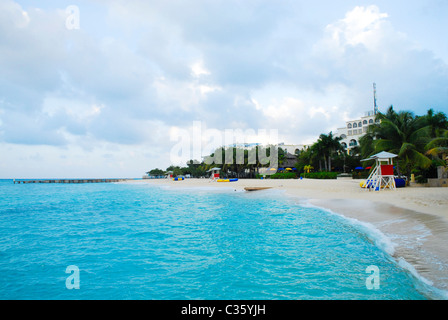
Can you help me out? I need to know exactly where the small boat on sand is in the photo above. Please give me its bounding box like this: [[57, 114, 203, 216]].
[[244, 187, 272, 192]]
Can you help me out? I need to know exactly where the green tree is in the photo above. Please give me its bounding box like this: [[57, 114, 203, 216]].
[[309, 141, 325, 171], [359, 133, 375, 160], [424, 108, 448, 137], [295, 146, 312, 173], [166, 165, 183, 177], [426, 129, 448, 166], [185, 159, 207, 177], [146, 168, 165, 176], [172, 167, 183, 177], [366, 106, 432, 178], [313, 132, 343, 172]]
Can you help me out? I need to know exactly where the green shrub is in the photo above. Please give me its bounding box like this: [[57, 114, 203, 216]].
[[300, 172, 338, 179]]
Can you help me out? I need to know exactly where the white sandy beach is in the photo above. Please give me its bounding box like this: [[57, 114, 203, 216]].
[[132, 177, 448, 297], [141, 177, 448, 218]]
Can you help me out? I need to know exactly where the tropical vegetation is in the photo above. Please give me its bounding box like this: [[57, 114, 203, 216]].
[[358, 106, 447, 181], [146, 107, 448, 182]]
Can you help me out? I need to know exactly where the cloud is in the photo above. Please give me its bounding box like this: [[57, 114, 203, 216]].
[[0, 109, 67, 146], [325, 5, 390, 49], [0, 1, 447, 177], [309, 5, 448, 116]]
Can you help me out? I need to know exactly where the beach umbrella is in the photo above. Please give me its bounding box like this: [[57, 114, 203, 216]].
[[355, 167, 364, 170], [269, 167, 277, 171], [365, 166, 372, 169], [285, 168, 292, 171], [278, 168, 285, 171]]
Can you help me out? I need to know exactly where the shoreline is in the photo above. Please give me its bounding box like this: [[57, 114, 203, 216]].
[[135, 177, 448, 218], [128, 177, 448, 298]]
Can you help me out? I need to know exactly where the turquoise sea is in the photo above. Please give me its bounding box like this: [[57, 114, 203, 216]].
[[0, 179, 436, 299]]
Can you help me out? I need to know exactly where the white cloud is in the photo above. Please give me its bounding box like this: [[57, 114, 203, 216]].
[[311, 5, 448, 117], [42, 97, 104, 120], [1, 1, 447, 177], [313, 5, 394, 62], [330, 5, 389, 48], [191, 60, 211, 77], [0, 0, 30, 28]]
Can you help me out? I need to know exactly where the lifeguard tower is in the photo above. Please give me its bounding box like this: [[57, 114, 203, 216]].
[[361, 151, 398, 191], [207, 167, 221, 181]]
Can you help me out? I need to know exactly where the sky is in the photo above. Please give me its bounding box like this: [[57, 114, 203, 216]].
[[0, 0, 447, 178]]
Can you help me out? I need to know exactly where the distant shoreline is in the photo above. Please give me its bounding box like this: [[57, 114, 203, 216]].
[[10, 178, 129, 184]]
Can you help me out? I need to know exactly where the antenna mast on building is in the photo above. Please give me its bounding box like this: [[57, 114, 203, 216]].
[[373, 82, 378, 115]]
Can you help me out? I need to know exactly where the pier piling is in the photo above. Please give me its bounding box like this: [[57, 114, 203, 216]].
[[13, 179, 128, 184]]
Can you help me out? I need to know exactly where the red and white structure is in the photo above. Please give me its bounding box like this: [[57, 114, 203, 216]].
[[207, 167, 221, 181], [361, 151, 398, 191]]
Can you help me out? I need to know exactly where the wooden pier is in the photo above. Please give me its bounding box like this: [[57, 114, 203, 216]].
[[13, 178, 128, 184]]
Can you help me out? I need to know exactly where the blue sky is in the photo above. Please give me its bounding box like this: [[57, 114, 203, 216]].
[[1, 0, 447, 178]]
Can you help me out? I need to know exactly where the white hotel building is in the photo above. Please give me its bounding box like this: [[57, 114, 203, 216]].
[[335, 110, 378, 154]]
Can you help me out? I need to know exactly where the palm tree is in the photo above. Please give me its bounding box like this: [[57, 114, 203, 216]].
[[304, 165, 314, 173], [317, 131, 343, 171], [295, 146, 313, 172], [367, 106, 432, 178], [359, 130, 376, 159], [424, 108, 448, 138], [426, 129, 448, 166], [310, 140, 325, 171]]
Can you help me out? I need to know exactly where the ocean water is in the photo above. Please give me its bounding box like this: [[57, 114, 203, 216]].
[[0, 179, 434, 299]]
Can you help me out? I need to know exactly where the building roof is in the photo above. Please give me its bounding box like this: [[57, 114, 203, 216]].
[[361, 151, 398, 161], [282, 153, 298, 167]]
